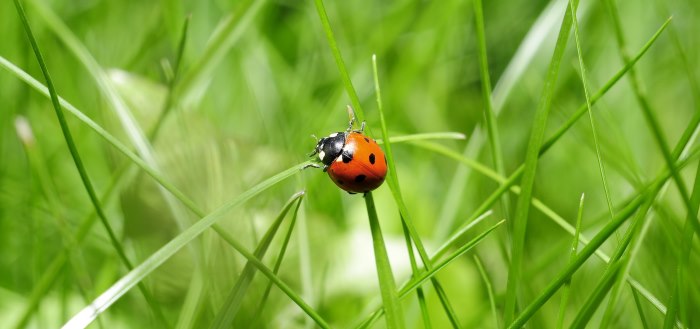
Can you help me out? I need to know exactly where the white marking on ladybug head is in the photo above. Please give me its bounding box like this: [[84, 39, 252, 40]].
[[336, 156, 343, 162], [319, 151, 325, 161], [329, 132, 338, 138], [342, 142, 355, 154]]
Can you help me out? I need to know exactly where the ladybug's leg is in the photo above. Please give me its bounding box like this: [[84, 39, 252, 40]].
[[346, 117, 355, 132], [359, 121, 366, 133], [302, 163, 321, 170]]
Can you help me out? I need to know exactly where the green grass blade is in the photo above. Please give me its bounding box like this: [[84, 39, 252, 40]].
[[556, 193, 584, 329], [603, 0, 700, 238], [401, 218, 432, 329], [446, 16, 670, 239], [474, 255, 499, 329], [313, 0, 365, 122], [376, 132, 466, 144], [62, 163, 308, 328], [13, 1, 169, 326], [663, 137, 700, 329], [359, 219, 505, 328], [412, 139, 699, 328], [150, 14, 190, 140], [633, 289, 651, 329], [211, 191, 305, 329], [174, 0, 264, 106], [504, 0, 577, 323], [473, 0, 510, 222], [364, 192, 405, 329], [251, 196, 304, 325], [373, 55, 462, 327], [208, 225, 329, 328], [568, 0, 615, 222]]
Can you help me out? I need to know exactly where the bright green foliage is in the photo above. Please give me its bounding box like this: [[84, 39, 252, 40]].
[[1, 0, 699, 328]]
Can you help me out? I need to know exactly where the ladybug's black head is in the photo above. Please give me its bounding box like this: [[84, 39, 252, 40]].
[[313, 132, 346, 166]]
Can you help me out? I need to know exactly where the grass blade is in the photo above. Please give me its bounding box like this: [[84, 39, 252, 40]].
[[373, 55, 462, 327], [556, 193, 585, 329], [474, 255, 499, 329], [62, 163, 309, 328], [359, 219, 505, 328], [568, 0, 615, 222], [13, 0, 169, 326], [250, 196, 304, 325], [602, 0, 700, 238], [504, 0, 578, 323], [313, 0, 365, 122], [473, 0, 510, 221], [364, 192, 405, 329], [211, 191, 305, 329]]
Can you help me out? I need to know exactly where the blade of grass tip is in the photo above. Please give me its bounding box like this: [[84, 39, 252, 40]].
[[251, 195, 304, 325], [568, 191, 650, 328], [473, 0, 510, 222], [504, 0, 578, 324], [211, 191, 305, 329], [556, 193, 584, 329], [359, 219, 505, 329], [663, 135, 700, 329], [401, 218, 432, 329], [204, 224, 330, 329], [507, 151, 700, 329], [375, 132, 467, 144], [473, 255, 499, 329], [13, 1, 169, 327], [604, 0, 700, 238], [313, 0, 365, 123], [569, 0, 616, 223], [373, 55, 462, 328], [507, 190, 651, 329], [62, 163, 309, 329], [414, 138, 700, 326], [150, 14, 190, 141], [174, 0, 264, 106], [600, 206, 657, 328], [632, 289, 651, 329], [364, 192, 405, 329]]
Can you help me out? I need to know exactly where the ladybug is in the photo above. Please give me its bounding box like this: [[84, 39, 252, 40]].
[[309, 120, 388, 194]]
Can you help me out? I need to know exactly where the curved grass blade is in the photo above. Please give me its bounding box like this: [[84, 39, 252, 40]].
[[62, 163, 310, 328], [602, 0, 700, 238], [174, 0, 264, 106], [250, 196, 304, 325], [313, 0, 365, 122], [507, 149, 700, 329], [556, 193, 584, 329], [375, 132, 466, 145], [411, 139, 700, 325], [504, 0, 578, 323], [474, 255, 499, 329], [359, 219, 505, 328], [474, 0, 510, 222], [373, 55, 461, 327], [364, 192, 405, 329], [211, 191, 305, 329], [13, 1, 169, 326], [568, 0, 615, 222]]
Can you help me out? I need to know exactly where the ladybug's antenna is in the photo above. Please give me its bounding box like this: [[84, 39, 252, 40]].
[[346, 105, 357, 131]]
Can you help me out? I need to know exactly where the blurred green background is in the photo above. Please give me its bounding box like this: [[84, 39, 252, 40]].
[[1, 0, 699, 327]]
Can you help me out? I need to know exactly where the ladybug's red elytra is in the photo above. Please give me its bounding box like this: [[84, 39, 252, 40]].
[[309, 120, 388, 194]]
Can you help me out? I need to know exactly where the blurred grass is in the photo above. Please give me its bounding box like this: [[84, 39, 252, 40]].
[[2, 0, 699, 328]]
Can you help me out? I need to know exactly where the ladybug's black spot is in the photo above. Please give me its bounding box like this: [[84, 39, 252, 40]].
[[369, 153, 376, 165], [364, 137, 369, 143], [342, 152, 353, 163], [355, 174, 366, 183]]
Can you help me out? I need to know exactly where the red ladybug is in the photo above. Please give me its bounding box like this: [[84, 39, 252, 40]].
[[310, 121, 388, 194]]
